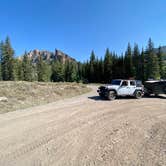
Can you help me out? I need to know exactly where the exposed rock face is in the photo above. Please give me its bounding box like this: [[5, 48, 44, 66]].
[[26, 49, 76, 63], [55, 50, 76, 63]]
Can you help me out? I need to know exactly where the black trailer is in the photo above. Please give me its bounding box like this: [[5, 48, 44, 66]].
[[144, 80, 166, 96]]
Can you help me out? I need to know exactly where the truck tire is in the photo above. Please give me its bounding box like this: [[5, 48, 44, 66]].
[[135, 91, 142, 99], [108, 91, 116, 100]]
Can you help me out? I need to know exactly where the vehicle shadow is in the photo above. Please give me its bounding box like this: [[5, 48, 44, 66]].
[[88, 96, 103, 101], [88, 95, 166, 101], [143, 95, 166, 99], [88, 96, 136, 101]]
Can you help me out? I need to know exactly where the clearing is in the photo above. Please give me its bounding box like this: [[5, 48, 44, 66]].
[[0, 85, 165, 166]]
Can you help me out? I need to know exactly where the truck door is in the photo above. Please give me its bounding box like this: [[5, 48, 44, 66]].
[[118, 80, 130, 95]]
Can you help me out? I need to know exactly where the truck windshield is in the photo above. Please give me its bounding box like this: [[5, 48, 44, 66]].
[[111, 80, 121, 85]]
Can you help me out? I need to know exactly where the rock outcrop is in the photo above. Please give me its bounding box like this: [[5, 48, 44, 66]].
[[26, 49, 76, 63]]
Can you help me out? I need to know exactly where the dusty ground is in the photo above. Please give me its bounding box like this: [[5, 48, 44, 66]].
[[0, 85, 165, 166]]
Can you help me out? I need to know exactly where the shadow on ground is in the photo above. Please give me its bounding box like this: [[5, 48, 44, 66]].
[[88, 96, 136, 101], [144, 95, 166, 99], [88, 95, 166, 101], [88, 96, 103, 101]]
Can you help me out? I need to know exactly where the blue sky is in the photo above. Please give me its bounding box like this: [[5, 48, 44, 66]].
[[0, 0, 165, 61]]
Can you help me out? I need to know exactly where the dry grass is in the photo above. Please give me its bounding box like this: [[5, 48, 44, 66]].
[[0, 81, 90, 113]]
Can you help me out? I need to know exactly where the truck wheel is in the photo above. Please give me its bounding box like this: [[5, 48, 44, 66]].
[[135, 91, 142, 99], [108, 91, 116, 100]]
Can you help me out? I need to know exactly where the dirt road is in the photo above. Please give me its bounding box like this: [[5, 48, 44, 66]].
[[0, 86, 165, 166]]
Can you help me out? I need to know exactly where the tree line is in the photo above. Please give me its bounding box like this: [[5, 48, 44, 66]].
[[0, 37, 166, 83], [84, 39, 166, 83]]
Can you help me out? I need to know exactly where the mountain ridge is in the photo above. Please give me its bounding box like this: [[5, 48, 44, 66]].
[[23, 49, 76, 63]]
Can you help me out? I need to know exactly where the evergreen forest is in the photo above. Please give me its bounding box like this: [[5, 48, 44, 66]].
[[0, 37, 166, 83]]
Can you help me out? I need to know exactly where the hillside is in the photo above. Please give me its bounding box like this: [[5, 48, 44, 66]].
[[0, 82, 90, 113]]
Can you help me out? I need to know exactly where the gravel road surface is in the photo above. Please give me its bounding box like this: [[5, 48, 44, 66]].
[[0, 85, 165, 166]]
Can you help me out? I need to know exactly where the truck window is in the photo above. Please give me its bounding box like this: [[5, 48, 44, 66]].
[[121, 81, 128, 86], [136, 81, 142, 87], [111, 80, 121, 85], [130, 81, 136, 86]]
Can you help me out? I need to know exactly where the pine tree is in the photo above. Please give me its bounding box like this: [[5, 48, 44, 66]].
[[98, 57, 104, 82], [17, 59, 24, 80], [64, 61, 78, 82], [0, 41, 5, 80], [104, 48, 112, 83], [70, 62, 78, 82], [77, 62, 83, 82], [145, 38, 160, 79], [0, 41, 2, 80], [124, 43, 135, 78], [163, 61, 166, 79], [64, 61, 71, 82], [22, 52, 33, 81], [133, 43, 140, 79], [1, 37, 15, 80], [119, 55, 125, 78], [140, 48, 145, 82], [85, 61, 90, 82], [13, 59, 22, 81], [112, 54, 124, 79], [37, 56, 44, 81], [81, 61, 89, 83], [145, 38, 153, 80], [31, 64, 38, 81], [157, 46, 164, 78], [151, 53, 160, 79], [51, 61, 64, 82], [89, 51, 96, 82], [37, 56, 51, 82], [94, 57, 102, 83]]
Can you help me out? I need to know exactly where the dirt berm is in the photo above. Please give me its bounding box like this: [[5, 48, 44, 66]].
[[0, 85, 165, 166]]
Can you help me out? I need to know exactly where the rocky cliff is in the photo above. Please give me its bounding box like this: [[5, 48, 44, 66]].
[[26, 49, 76, 63]]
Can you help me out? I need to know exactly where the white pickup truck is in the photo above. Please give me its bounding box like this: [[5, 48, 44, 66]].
[[97, 79, 144, 100]]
